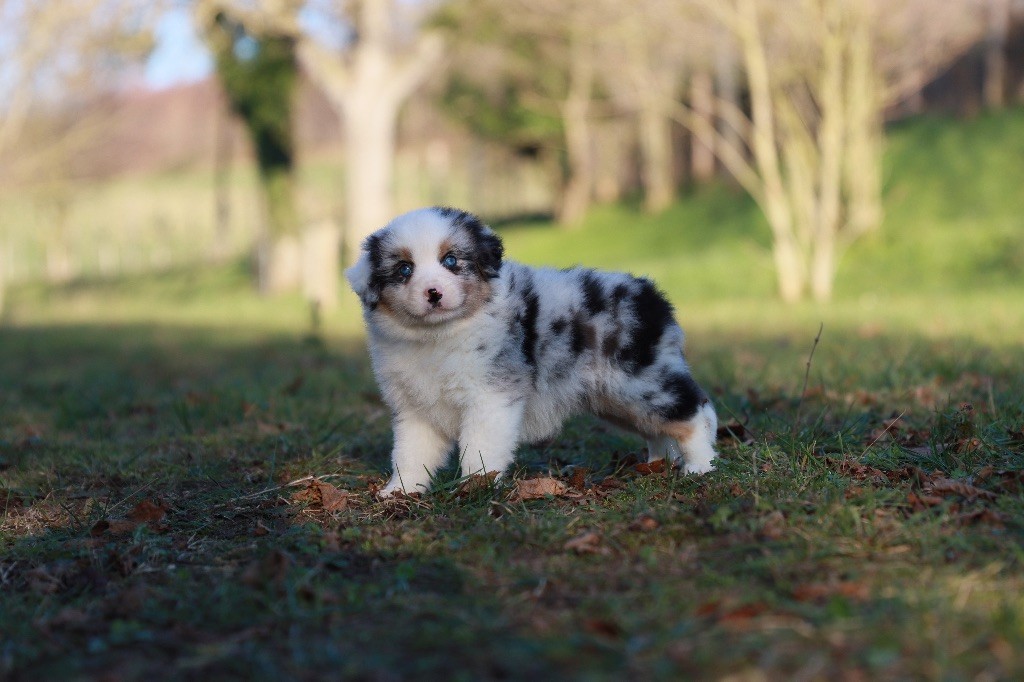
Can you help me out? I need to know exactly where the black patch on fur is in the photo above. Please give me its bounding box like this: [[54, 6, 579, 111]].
[[434, 206, 503, 279], [616, 278, 675, 371], [362, 233, 388, 309], [611, 283, 630, 304], [569, 314, 596, 355], [660, 373, 705, 422], [520, 285, 540, 368], [601, 332, 620, 358], [550, 317, 568, 335], [580, 271, 606, 315]]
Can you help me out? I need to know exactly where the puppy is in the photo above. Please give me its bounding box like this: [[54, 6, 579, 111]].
[[346, 207, 717, 496]]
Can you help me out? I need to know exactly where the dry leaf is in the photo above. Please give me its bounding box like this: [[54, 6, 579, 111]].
[[127, 499, 167, 523], [629, 515, 659, 532], [510, 477, 569, 501], [759, 510, 787, 540], [568, 467, 590, 490], [292, 480, 349, 512], [241, 550, 291, 587], [926, 478, 997, 501], [792, 581, 869, 603], [635, 459, 667, 475], [457, 471, 498, 496], [564, 531, 609, 555]]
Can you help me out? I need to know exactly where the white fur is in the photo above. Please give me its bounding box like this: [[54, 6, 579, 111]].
[[348, 207, 718, 495]]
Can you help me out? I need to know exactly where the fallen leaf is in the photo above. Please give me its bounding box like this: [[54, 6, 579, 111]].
[[759, 510, 786, 540], [926, 478, 997, 501], [241, 550, 291, 588], [510, 477, 570, 501], [253, 520, 271, 537], [457, 471, 498, 496], [792, 581, 869, 603], [292, 480, 349, 512], [568, 467, 590, 490], [718, 602, 770, 624], [89, 518, 139, 537], [717, 421, 752, 444], [564, 531, 609, 555], [583, 618, 622, 639], [629, 514, 659, 532], [127, 499, 167, 523], [907, 492, 944, 510], [635, 459, 667, 475], [957, 508, 1007, 528]]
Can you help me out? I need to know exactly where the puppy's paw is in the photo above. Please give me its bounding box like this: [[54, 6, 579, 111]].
[[377, 476, 413, 498], [683, 457, 717, 476]]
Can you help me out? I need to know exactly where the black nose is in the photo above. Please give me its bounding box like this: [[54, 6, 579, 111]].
[[426, 288, 442, 305]]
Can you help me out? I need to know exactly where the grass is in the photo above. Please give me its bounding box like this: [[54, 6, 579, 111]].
[[2, 110, 1024, 679]]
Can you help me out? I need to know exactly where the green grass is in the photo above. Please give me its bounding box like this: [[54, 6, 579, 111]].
[[2, 111, 1024, 679]]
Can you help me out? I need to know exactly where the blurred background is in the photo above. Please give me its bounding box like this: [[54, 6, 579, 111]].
[[0, 0, 1022, 324]]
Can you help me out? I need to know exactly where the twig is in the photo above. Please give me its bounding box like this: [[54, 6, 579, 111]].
[[860, 410, 908, 458], [792, 323, 824, 438], [211, 474, 345, 509]]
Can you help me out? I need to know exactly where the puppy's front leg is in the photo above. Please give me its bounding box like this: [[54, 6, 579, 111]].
[[380, 413, 452, 496], [458, 397, 524, 479]]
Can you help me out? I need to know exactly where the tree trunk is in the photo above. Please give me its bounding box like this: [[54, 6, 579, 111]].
[[303, 219, 341, 308], [558, 25, 594, 227], [344, 98, 398, 259], [984, 0, 1010, 108], [689, 70, 716, 184], [638, 100, 675, 212], [258, 166, 302, 294], [714, 30, 743, 186]]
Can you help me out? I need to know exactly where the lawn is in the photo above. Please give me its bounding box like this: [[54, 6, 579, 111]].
[[2, 111, 1024, 679]]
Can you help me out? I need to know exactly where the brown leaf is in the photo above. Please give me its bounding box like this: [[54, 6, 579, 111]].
[[792, 581, 869, 603], [718, 602, 769, 624], [957, 508, 1007, 528], [583, 618, 622, 639], [629, 514, 659, 532], [717, 421, 752, 444], [291, 480, 349, 512], [568, 467, 590, 491], [241, 550, 291, 587], [907, 492, 944, 510], [759, 510, 787, 540], [457, 471, 498, 497], [127, 499, 167, 523], [510, 477, 570, 501], [635, 459, 667, 475], [564, 531, 609, 555], [89, 518, 139, 537], [926, 478, 997, 501], [257, 420, 295, 435]]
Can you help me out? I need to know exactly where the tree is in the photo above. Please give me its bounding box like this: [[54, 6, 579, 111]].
[[199, 1, 303, 294], [0, 0, 161, 312], [671, 0, 984, 302], [298, 0, 443, 261]]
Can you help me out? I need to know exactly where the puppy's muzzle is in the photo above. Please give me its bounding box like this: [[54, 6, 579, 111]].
[[426, 288, 443, 307]]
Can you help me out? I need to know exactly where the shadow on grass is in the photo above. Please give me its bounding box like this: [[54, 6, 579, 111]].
[[2, 320, 1024, 679]]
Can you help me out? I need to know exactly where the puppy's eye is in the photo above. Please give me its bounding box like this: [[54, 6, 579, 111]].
[[441, 253, 457, 269], [396, 262, 413, 278]]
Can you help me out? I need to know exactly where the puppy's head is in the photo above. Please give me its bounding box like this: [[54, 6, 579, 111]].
[[346, 207, 503, 327]]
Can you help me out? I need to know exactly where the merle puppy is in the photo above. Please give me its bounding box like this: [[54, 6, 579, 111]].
[[346, 207, 717, 496]]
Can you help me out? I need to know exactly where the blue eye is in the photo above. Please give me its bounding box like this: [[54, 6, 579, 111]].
[[397, 262, 413, 278], [441, 253, 457, 269]]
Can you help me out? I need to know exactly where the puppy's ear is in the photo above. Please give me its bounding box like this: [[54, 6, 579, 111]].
[[345, 235, 381, 308], [475, 229, 504, 279]]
